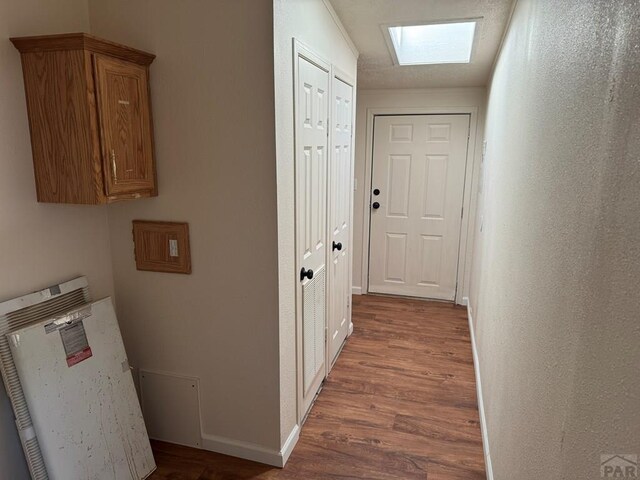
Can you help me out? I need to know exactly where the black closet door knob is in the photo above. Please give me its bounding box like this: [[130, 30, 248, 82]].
[[372, 202, 380, 209], [373, 188, 380, 195], [332, 241, 343, 251], [300, 267, 314, 281]]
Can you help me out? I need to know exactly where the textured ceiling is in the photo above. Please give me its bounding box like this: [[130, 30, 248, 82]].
[[330, 0, 514, 89]]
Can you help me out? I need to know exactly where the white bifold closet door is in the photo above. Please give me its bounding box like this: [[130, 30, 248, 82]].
[[296, 52, 329, 419], [327, 76, 353, 366]]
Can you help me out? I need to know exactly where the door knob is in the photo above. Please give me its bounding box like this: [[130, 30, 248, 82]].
[[332, 241, 342, 251], [373, 188, 380, 196], [372, 202, 380, 209], [300, 267, 314, 281]]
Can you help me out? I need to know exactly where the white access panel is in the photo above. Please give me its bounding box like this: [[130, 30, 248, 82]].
[[7, 298, 155, 480], [139, 369, 202, 448]]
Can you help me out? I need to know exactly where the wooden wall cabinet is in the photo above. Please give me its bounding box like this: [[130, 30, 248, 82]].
[[11, 33, 157, 204]]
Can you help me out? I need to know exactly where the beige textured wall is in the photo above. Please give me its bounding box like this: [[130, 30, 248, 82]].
[[0, 1, 115, 478], [273, 0, 358, 445], [470, 0, 640, 478], [352, 88, 486, 302], [88, 0, 282, 451], [1, 0, 357, 467]]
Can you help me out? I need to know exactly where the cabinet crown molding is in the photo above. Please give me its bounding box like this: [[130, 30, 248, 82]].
[[10, 32, 155, 66]]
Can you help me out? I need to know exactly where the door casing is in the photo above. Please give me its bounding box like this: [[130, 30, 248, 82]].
[[293, 40, 356, 425], [327, 66, 355, 371], [360, 107, 480, 305], [293, 41, 329, 424]]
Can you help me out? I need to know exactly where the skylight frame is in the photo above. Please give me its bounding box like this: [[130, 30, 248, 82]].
[[381, 18, 482, 67]]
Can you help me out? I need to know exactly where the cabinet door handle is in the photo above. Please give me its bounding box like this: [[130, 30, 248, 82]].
[[110, 149, 117, 182]]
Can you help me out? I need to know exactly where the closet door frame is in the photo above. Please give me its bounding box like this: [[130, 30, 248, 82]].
[[326, 65, 355, 373], [293, 40, 357, 423], [293, 40, 331, 424]]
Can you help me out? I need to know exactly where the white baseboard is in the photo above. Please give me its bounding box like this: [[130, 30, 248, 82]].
[[348, 322, 354, 336], [280, 424, 300, 466], [467, 302, 494, 480], [352, 286, 362, 295], [201, 424, 300, 468]]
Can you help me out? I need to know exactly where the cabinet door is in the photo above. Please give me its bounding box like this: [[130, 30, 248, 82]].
[[94, 55, 155, 196]]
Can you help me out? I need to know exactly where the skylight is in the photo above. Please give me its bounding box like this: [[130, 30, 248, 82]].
[[388, 21, 477, 66]]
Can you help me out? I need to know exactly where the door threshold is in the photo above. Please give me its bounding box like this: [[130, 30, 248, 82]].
[[365, 292, 455, 304]]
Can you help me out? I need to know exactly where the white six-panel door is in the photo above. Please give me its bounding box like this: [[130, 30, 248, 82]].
[[328, 76, 353, 366], [369, 114, 470, 300], [295, 53, 329, 419]]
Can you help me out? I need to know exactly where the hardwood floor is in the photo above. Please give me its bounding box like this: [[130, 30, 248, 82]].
[[150, 294, 485, 479]]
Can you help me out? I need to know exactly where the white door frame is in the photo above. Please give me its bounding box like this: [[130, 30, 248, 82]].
[[335, 67, 356, 340], [293, 39, 331, 424], [293, 39, 357, 423], [360, 106, 479, 305], [326, 65, 356, 373]]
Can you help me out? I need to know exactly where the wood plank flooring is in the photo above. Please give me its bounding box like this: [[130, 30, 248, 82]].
[[149, 294, 485, 479]]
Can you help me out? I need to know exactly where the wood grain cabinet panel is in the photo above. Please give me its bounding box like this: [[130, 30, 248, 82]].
[[11, 33, 157, 204], [132, 221, 191, 274], [94, 55, 155, 196]]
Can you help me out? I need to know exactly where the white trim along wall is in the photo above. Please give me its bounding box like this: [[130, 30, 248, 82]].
[[352, 88, 486, 305], [466, 299, 494, 480]]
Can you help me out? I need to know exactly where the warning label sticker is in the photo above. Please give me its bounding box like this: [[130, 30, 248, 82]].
[[59, 321, 93, 367]]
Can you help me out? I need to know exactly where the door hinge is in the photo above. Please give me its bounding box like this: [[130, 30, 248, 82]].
[[461, 206, 464, 219]]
